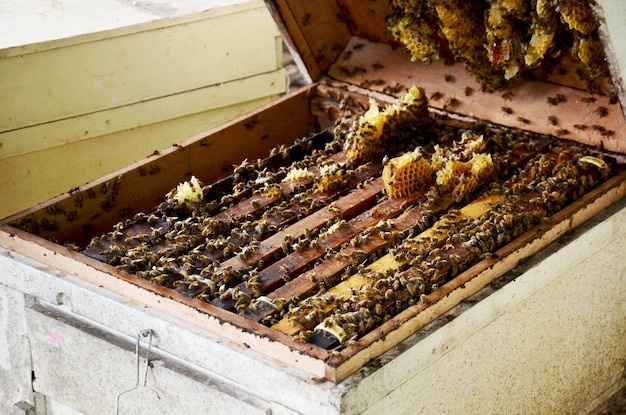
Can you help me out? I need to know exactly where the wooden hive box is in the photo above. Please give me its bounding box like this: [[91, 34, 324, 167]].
[[0, 0, 286, 219], [1, 0, 625, 391]]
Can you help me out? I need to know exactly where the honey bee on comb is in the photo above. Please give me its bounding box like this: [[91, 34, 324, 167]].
[[382, 149, 434, 198], [525, 0, 559, 68], [342, 86, 430, 163], [387, 0, 441, 63], [386, 0, 609, 91], [429, 0, 507, 90], [484, 0, 528, 80]]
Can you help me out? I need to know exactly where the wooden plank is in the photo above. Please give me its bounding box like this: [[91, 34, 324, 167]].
[[211, 171, 382, 282], [335, 0, 393, 43], [216, 185, 423, 312], [0, 0, 271, 51], [0, 227, 330, 378], [271, 194, 503, 337], [0, 96, 280, 221], [0, 70, 286, 161], [1, 85, 318, 243], [268, 0, 352, 81], [1, 1, 282, 131], [326, 37, 626, 154]]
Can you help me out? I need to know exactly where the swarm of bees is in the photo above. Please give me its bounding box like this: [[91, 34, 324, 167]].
[[79, 87, 612, 352], [387, 0, 610, 90]]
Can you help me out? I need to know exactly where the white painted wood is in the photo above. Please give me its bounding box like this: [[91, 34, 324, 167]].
[[0, 0, 283, 132], [0, 285, 34, 415], [0, 0, 287, 219], [0, 0, 256, 50]]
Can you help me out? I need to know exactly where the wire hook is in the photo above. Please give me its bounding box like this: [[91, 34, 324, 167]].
[[115, 329, 160, 414]]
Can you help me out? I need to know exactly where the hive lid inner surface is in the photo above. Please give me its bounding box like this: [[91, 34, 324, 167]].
[[269, 0, 626, 154]]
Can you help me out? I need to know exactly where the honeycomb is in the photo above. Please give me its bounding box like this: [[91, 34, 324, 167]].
[[343, 85, 429, 162], [166, 176, 204, 210], [387, 0, 440, 63], [387, 0, 610, 90], [382, 149, 433, 198]]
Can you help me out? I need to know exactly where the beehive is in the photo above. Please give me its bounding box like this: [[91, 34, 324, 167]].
[[1, 1, 625, 412]]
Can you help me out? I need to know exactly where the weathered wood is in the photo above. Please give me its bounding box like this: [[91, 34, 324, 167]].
[[272, 193, 503, 337], [325, 37, 626, 154], [267, 0, 352, 81], [2, 0, 626, 387], [1, 85, 319, 245], [0, 225, 331, 377]]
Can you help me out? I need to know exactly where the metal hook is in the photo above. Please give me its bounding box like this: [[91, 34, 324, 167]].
[[115, 329, 160, 414]]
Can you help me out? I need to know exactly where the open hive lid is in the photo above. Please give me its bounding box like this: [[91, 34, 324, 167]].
[[2, 0, 626, 384], [270, 0, 626, 153]]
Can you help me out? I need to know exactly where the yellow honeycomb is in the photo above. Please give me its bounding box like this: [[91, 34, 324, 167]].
[[166, 176, 204, 209], [388, 2, 440, 63], [344, 86, 429, 163], [383, 149, 434, 198], [436, 153, 494, 201], [559, 0, 595, 35]]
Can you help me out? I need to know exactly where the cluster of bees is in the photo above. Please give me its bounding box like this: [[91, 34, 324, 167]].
[[387, 0, 610, 90], [80, 87, 612, 350], [279, 144, 609, 347]]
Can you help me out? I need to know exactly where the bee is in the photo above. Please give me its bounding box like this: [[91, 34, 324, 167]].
[[592, 125, 607, 134], [573, 124, 588, 131], [501, 90, 514, 101], [501, 106, 513, 114], [547, 94, 567, 105], [595, 106, 609, 117], [328, 204, 343, 216], [517, 117, 531, 124], [444, 74, 455, 83], [556, 129, 570, 136], [223, 245, 234, 257], [86, 188, 97, 199], [430, 91, 443, 100], [443, 98, 459, 110], [547, 115, 559, 126], [580, 96, 597, 104], [238, 246, 252, 259], [243, 115, 260, 131], [464, 87, 474, 97], [372, 62, 384, 71]]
